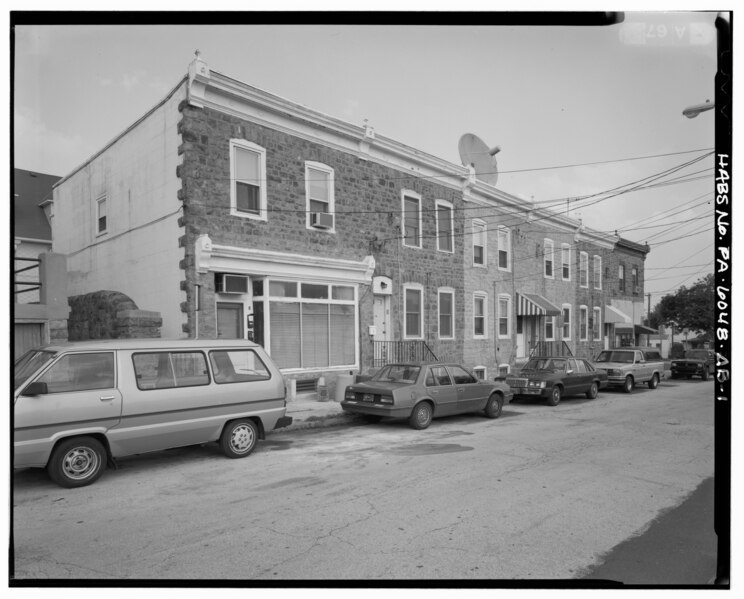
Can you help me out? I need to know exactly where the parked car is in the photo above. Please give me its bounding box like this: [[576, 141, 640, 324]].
[[671, 349, 715, 380], [341, 362, 512, 429], [13, 339, 292, 488], [593, 347, 665, 393], [505, 356, 608, 406]]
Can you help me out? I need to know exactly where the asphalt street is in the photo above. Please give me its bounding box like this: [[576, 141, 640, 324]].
[[11, 377, 718, 585]]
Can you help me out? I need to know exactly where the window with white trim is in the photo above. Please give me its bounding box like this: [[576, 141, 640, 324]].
[[230, 139, 267, 221], [562, 304, 572, 340], [438, 288, 455, 339], [619, 264, 626, 292], [497, 226, 511, 270], [263, 281, 357, 370], [264, 279, 357, 368], [593, 307, 602, 341], [561, 244, 571, 280], [498, 295, 511, 338], [545, 316, 555, 341], [473, 293, 487, 338], [404, 284, 424, 339], [544, 239, 554, 278], [435, 200, 454, 253], [579, 305, 588, 341], [96, 196, 108, 235], [580, 252, 589, 288], [402, 192, 422, 248], [472, 220, 486, 266], [632, 266, 639, 290], [305, 162, 335, 232], [472, 366, 487, 380], [593, 255, 602, 290]]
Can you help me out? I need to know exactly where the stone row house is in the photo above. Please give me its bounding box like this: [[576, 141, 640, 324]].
[[50, 54, 650, 392]]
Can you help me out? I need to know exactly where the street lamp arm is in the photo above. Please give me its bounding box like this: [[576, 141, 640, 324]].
[[683, 100, 714, 119]]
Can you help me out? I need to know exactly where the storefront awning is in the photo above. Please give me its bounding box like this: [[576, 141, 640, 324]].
[[517, 293, 561, 317], [604, 305, 632, 326], [635, 324, 658, 335]]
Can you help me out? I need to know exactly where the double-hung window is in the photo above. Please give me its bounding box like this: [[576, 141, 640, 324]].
[[472, 220, 486, 266], [579, 305, 588, 341], [305, 162, 335, 232], [544, 239, 554, 278], [545, 316, 555, 341], [497, 226, 510, 270], [404, 284, 424, 338], [593, 255, 602, 290], [561, 244, 571, 280], [473, 293, 487, 338], [632, 267, 639, 290], [436, 200, 454, 253], [498, 295, 510, 338], [593, 307, 602, 341], [619, 265, 626, 292], [231, 139, 267, 221], [96, 196, 107, 235], [438, 288, 454, 339], [402, 192, 422, 248], [562, 304, 572, 340], [580, 252, 589, 288]]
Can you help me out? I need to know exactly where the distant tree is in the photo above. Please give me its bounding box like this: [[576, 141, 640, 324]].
[[651, 274, 714, 341]]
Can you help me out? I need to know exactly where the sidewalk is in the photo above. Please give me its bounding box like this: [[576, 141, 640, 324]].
[[279, 394, 364, 432], [277, 370, 675, 433]]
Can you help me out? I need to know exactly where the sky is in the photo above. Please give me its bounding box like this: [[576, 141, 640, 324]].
[[12, 10, 721, 312]]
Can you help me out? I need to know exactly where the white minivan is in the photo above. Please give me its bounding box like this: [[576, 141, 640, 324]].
[[13, 339, 292, 488]]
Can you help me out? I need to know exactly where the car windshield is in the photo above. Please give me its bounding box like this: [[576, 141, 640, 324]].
[[595, 351, 634, 363], [14, 350, 56, 390], [371, 364, 421, 384], [685, 350, 709, 359], [522, 358, 566, 372]]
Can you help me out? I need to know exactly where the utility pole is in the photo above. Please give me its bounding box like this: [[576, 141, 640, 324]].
[[646, 293, 652, 325]]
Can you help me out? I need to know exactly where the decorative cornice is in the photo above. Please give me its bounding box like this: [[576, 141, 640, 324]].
[[188, 66, 468, 193], [195, 234, 375, 284]]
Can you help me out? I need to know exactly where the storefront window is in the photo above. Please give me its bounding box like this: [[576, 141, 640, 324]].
[[268, 281, 357, 370]]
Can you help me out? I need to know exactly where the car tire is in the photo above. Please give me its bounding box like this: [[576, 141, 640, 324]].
[[47, 436, 106, 488], [409, 401, 433, 430], [220, 419, 259, 459], [547, 385, 562, 406], [648, 373, 659, 389], [484, 393, 504, 418], [586, 382, 598, 399], [623, 376, 634, 394], [702, 368, 709, 381]]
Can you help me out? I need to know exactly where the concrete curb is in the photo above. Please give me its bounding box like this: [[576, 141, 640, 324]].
[[272, 411, 366, 434]]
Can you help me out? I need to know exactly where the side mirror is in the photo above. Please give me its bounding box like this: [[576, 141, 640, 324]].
[[566, 369, 574, 375], [21, 381, 48, 396]]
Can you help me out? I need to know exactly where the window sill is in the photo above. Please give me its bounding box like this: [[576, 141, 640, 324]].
[[230, 209, 267, 222]]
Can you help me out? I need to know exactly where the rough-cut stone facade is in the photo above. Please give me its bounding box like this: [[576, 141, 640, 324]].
[[175, 103, 465, 377], [68, 290, 162, 340]]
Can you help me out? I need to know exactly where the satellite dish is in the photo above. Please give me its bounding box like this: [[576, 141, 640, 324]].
[[458, 133, 501, 186]]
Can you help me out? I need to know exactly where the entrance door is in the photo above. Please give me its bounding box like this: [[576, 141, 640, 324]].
[[373, 295, 391, 341], [217, 302, 244, 339], [516, 316, 525, 358]]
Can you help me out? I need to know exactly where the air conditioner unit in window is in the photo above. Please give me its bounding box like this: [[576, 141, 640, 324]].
[[310, 212, 334, 229], [217, 274, 249, 294]]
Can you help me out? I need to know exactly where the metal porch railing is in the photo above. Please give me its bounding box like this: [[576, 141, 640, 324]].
[[530, 340, 574, 357], [372, 340, 439, 368]]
